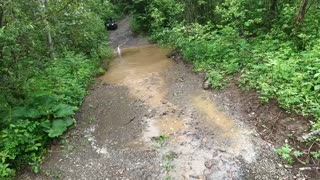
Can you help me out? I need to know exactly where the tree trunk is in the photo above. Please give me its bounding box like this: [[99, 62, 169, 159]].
[[39, 0, 56, 59], [268, 0, 277, 29], [0, 7, 4, 28], [295, 0, 309, 25], [0, 5, 5, 60], [270, 0, 277, 20], [44, 0, 55, 59]]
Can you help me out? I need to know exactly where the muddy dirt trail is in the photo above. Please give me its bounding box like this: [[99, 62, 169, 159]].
[[19, 17, 303, 180]]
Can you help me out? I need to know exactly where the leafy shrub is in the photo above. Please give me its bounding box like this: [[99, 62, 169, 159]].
[[25, 53, 96, 105], [241, 38, 320, 121], [275, 144, 302, 164], [0, 50, 112, 177], [130, 16, 145, 33], [206, 70, 226, 89], [0, 53, 97, 177]]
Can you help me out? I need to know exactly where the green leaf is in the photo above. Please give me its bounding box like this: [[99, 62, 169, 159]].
[[12, 107, 29, 118], [40, 120, 51, 130], [33, 95, 58, 107], [53, 104, 77, 118], [12, 107, 43, 119], [293, 151, 302, 157], [47, 118, 74, 138], [315, 85, 320, 91]]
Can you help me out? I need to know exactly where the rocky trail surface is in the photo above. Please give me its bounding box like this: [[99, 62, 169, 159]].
[[19, 17, 309, 180]]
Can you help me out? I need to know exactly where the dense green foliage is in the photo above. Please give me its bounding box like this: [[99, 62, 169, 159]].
[[122, 0, 320, 163], [0, 0, 114, 177]]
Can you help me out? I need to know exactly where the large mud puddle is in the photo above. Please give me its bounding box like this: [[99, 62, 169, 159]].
[[99, 45, 257, 178], [100, 45, 185, 141], [100, 45, 172, 107], [101, 45, 172, 84]]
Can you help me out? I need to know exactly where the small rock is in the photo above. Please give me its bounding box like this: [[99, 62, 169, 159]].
[[189, 175, 206, 180], [204, 160, 213, 169], [118, 169, 124, 175], [217, 148, 226, 152], [203, 79, 210, 90], [248, 112, 256, 117], [195, 134, 201, 139], [147, 113, 154, 118], [202, 137, 208, 143], [176, 56, 182, 61], [186, 131, 196, 136], [203, 169, 212, 176], [178, 77, 184, 82], [161, 100, 168, 104], [284, 165, 293, 169]]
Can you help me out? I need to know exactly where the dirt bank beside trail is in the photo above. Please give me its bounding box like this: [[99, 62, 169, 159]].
[[19, 17, 313, 179]]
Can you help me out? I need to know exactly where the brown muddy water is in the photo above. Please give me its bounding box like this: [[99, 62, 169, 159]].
[[192, 94, 255, 162], [100, 45, 184, 140], [100, 45, 172, 107]]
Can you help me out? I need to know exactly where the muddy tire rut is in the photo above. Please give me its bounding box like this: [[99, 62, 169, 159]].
[[19, 17, 307, 180]]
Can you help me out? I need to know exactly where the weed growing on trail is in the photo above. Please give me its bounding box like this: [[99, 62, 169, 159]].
[[311, 151, 320, 159], [44, 169, 64, 180], [206, 70, 226, 89], [163, 161, 174, 170], [164, 151, 178, 161], [164, 175, 172, 180], [162, 151, 177, 177], [152, 135, 169, 148], [96, 67, 106, 76], [60, 139, 75, 154], [89, 117, 97, 124], [275, 144, 302, 164]]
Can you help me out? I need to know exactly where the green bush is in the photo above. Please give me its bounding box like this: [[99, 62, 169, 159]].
[[0, 51, 113, 177], [275, 144, 302, 164]]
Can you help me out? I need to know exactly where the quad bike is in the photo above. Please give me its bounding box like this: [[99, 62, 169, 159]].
[[105, 18, 118, 31]]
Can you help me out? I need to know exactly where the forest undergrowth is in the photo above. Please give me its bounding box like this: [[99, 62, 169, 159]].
[[0, 0, 117, 177]]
